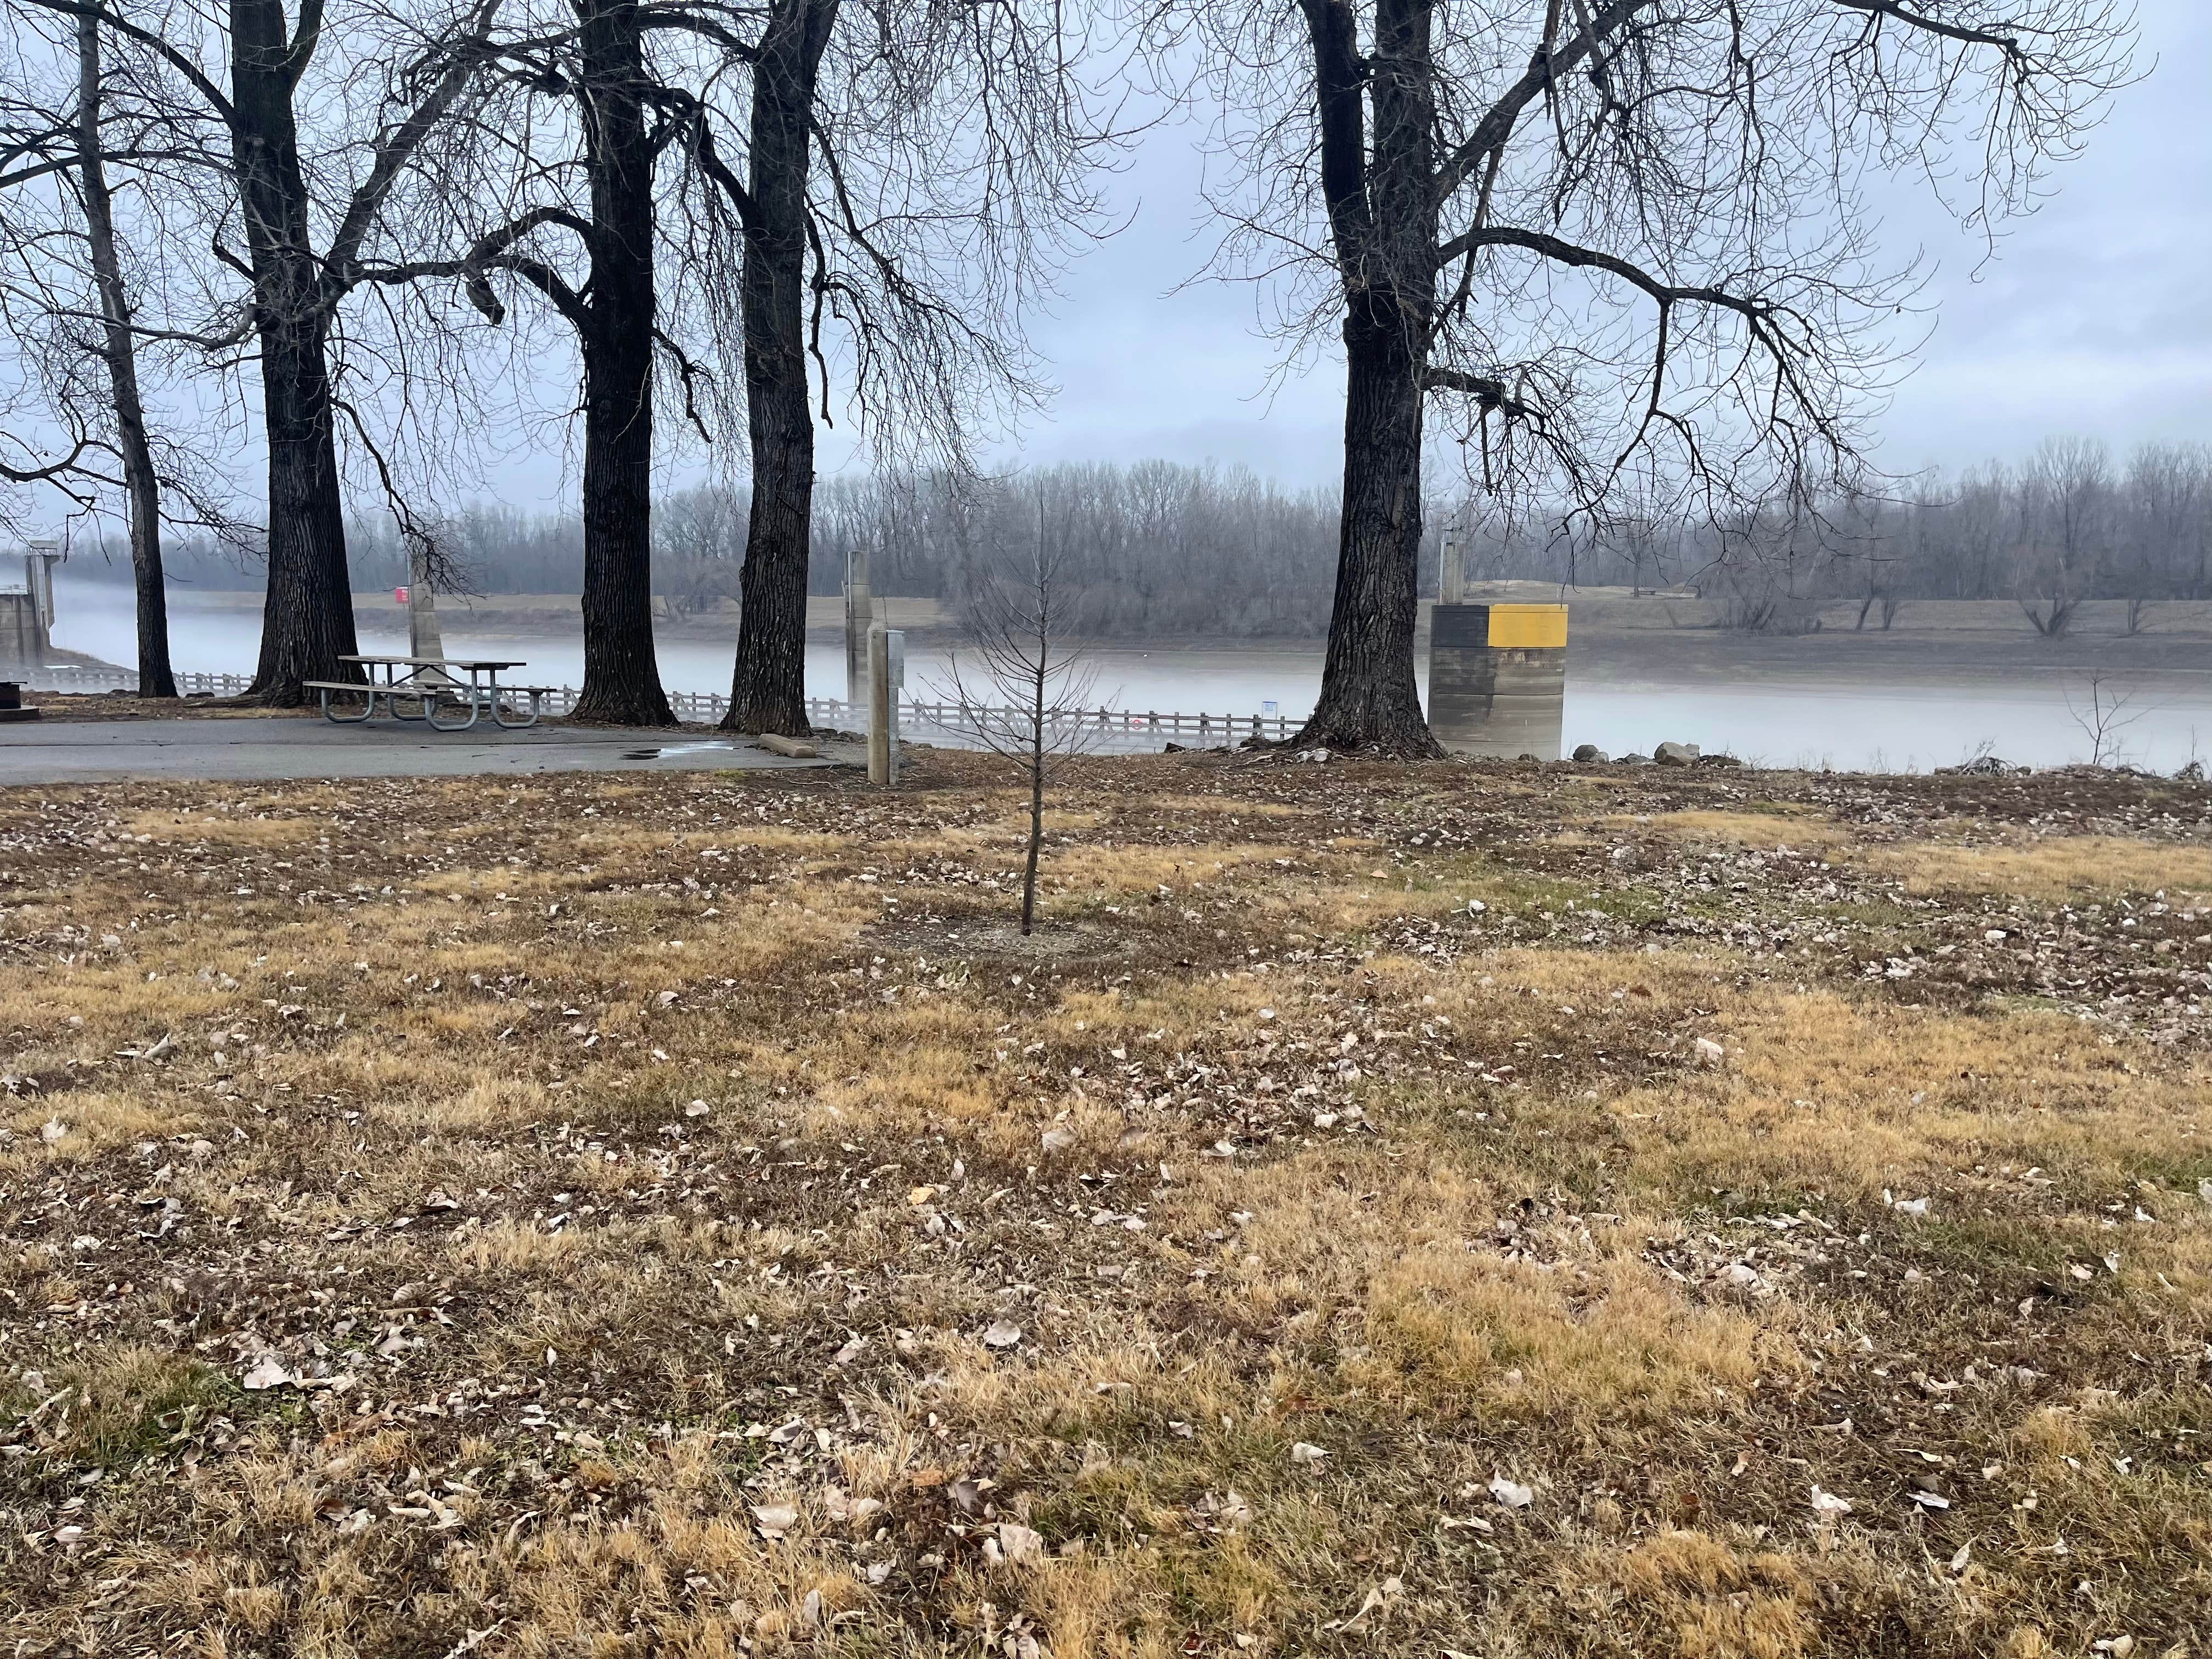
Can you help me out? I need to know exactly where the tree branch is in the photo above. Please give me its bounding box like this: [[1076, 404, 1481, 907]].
[[1422, 365, 1542, 422], [285, 0, 328, 89], [1827, 0, 2025, 60], [1434, 0, 1656, 202], [1294, 0, 1374, 269], [5, 0, 237, 125], [322, 0, 505, 288]]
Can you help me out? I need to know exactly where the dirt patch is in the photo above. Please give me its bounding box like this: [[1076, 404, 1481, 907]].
[[864, 913, 1143, 970], [15, 690, 304, 722]]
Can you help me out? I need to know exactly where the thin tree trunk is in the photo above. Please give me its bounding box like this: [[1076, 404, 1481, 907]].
[[76, 14, 174, 697], [1022, 657, 1044, 935], [231, 0, 357, 705], [571, 0, 674, 726], [724, 0, 837, 737]]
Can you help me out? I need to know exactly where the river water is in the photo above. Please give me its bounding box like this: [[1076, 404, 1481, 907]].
[[46, 578, 2212, 774]]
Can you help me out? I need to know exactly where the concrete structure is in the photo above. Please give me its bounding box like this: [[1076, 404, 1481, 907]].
[[0, 542, 63, 669], [1427, 602, 1567, 759]]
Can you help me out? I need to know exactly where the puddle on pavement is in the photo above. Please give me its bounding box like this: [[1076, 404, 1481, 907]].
[[622, 741, 746, 760]]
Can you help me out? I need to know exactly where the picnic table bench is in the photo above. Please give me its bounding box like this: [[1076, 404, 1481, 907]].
[[306, 656, 554, 732]]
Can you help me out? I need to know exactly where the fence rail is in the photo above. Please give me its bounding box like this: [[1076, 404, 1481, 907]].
[[8, 667, 1302, 749]]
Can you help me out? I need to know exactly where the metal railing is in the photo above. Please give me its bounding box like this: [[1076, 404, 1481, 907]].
[[8, 667, 1301, 750]]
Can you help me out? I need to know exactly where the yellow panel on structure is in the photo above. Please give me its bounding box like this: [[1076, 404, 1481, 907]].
[[1485, 604, 1568, 648]]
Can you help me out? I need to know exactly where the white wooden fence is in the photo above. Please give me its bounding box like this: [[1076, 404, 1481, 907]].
[[11, 667, 1300, 749]]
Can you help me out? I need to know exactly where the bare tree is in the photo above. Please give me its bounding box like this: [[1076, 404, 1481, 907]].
[[931, 517, 1102, 936], [703, 0, 1113, 738], [2016, 435, 2107, 637], [71, 13, 170, 691], [396, 0, 1105, 729], [1141, 0, 2134, 753], [397, 0, 690, 724], [0, 8, 248, 689], [5, 0, 509, 703], [2066, 671, 2146, 768]]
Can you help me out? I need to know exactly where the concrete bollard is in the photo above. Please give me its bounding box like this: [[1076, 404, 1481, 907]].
[[867, 622, 904, 785], [1427, 602, 1567, 759]]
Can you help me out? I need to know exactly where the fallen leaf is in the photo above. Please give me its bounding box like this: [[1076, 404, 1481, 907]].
[[241, 1356, 296, 1391], [1808, 1486, 1852, 1519], [752, 1503, 798, 1537], [997, 1521, 1045, 1565], [982, 1318, 1023, 1348], [1197, 1489, 1254, 1529], [1290, 1442, 1329, 1465], [1487, 1475, 1533, 1509]]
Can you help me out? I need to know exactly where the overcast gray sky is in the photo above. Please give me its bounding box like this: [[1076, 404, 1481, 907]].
[[471, 1, 2206, 515], [933, 0, 2210, 490]]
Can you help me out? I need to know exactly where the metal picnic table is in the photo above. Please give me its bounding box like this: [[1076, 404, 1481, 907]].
[[308, 656, 550, 732]]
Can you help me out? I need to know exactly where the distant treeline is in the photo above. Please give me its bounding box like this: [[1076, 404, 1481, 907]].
[[1479, 438, 2212, 633], [80, 461, 1356, 638], [63, 439, 2212, 639]]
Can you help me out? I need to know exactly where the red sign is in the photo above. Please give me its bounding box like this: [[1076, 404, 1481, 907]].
[[394, 586, 409, 604]]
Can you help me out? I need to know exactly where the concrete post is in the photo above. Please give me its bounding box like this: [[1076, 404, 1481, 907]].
[[867, 619, 895, 785], [1440, 533, 1465, 606], [845, 544, 873, 709], [408, 545, 453, 681]]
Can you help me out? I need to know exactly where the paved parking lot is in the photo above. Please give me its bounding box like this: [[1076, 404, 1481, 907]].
[[0, 714, 859, 784]]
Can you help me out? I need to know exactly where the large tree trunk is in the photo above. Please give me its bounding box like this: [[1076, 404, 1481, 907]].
[[569, 0, 674, 727], [232, 0, 357, 705], [1292, 0, 1444, 757], [76, 13, 174, 697], [1297, 300, 1438, 754], [724, 0, 837, 737]]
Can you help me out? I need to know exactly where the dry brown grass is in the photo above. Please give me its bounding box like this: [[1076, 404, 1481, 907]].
[[1859, 834, 2212, 901], [1599, 804, 1854, 855], [4, 755, 2210, 1657]]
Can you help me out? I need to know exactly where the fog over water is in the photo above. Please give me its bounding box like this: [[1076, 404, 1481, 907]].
[[47, 578, 2212, 773]]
